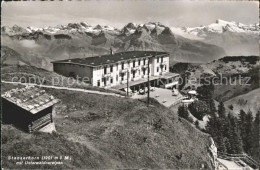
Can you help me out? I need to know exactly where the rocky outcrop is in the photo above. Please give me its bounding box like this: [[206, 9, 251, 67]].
[[208, 137, 218, 169]]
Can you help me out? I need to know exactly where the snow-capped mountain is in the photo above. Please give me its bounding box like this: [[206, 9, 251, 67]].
[[2, 22, 120, 36], [170, 19, 259, 56], [1, 19, 258, 70], [177, 19, 259, 38], [3, 19, 258, 38]]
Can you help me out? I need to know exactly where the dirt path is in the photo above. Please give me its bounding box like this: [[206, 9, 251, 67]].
[[1, 80, 124, 97]]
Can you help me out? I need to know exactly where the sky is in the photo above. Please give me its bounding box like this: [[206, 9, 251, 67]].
[[2, 0, 259, 28]]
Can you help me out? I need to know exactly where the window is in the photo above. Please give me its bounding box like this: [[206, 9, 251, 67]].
[[97, 80, 100, 87], [122, 62, 124, 69], [110, 65, 113, 72], [165, 65, 167, 71], [121, 76, 124, 81], [138, 60, 141, 66], [104, 78, 107, 86], [157, 67, 159, 72], [116, 64, 118, 71], [104, 66, 107, 74], [157, 57, 159, 63], [161, 57, 163, 62], [116, 75, 118, 81], [110, 78, 113, 84], [133, 61, 135, 67], [143, 59, 146, 65]]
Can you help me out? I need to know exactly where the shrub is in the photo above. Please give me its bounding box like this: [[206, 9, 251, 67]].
[[195, 120, 200, 129], [178, 105, 189, 119], [228, 104, 233, 110]]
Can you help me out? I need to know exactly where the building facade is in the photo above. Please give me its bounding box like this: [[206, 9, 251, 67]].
[[52, 51, 179, 90], [92, 54, 169, 87]]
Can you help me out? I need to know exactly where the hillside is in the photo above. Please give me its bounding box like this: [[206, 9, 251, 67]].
[[1, 46, 26, 66], [1, 80, 216, 169], [1, 22, 226, 70], [179, 56, 260, 102], [224, 88, 260, 116]]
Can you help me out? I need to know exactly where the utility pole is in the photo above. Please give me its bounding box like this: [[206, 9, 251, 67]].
[[68, 40, 71, 59], [67, 44, 70, 59], [147, 58, 150, 107], [127, 70, 129, 97]]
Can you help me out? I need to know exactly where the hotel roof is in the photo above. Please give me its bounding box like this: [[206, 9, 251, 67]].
[[51, 51, 169, 67], [1, 86, 60, 114]]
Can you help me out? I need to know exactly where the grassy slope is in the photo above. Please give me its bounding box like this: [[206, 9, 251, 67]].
[[1, 82, 214, 169], [224, 88, 260, 116]]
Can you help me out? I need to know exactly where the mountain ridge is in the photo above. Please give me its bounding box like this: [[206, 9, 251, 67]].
[[2, 19, 257, 71]]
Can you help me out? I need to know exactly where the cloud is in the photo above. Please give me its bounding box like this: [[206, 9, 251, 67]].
[[19, 40, 39, 48], [2, 1, 258, 28]]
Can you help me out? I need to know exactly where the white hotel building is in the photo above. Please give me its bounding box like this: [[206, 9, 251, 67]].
[[52, 51, 179, 91]]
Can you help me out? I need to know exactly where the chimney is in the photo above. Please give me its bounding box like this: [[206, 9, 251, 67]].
[[110, 47, 114, 55]]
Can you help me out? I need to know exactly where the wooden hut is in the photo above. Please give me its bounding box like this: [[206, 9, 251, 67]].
[[1, 86, 59, 133]]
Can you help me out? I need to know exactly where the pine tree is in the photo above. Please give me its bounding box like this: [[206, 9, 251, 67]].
[[222, 115, 231, 139], [197, 80, 214, 101], [243, 110, 254, 155], [252, 111, 260, 163], [209, 99, 217, 115], [218, 134, 227, 153], [238, 109, 247, 149], [227, 113, 243, 154], [224, 137, 232, 154], [195, 120, 200, 129], [206, 113, 220, 139], [238, 109, 247, 125], [218, 101, 226, 118]]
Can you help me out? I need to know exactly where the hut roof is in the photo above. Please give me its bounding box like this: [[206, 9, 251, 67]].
[[51, 51, 169, 67], [1, 85, 59, 114]]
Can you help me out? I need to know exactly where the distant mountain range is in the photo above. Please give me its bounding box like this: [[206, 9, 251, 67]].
[[172, 19, 259, 57], [1, 20, 258, 70]]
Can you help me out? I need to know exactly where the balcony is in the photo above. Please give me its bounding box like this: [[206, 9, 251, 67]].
[[102, 72, 112, 78], [142, 75, 148, 79], [160, 61, 167, 65], [104, 84, 112, 89], [160, 61, 167, 67], [120, 80, 127, 84], [120, 68, 128, 74], [141, 65, 148, 69], [131, 77, 140, 81], [131, 66, 140, 71], [159, 71, 166, 75]]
